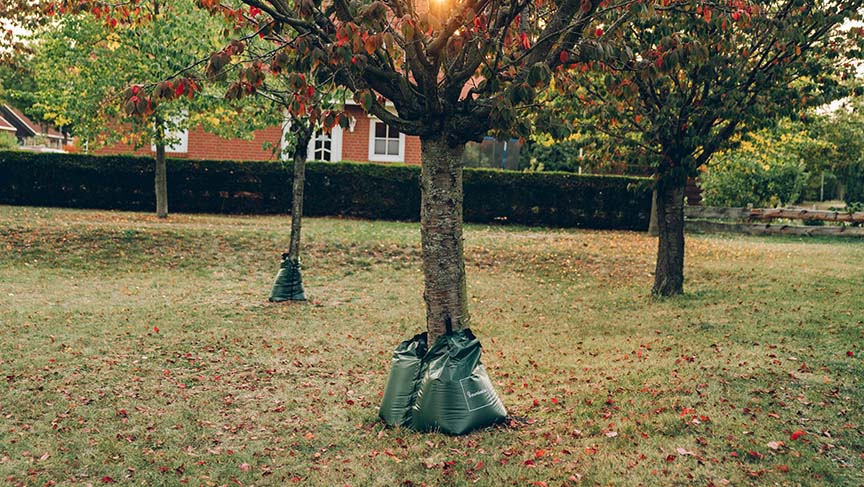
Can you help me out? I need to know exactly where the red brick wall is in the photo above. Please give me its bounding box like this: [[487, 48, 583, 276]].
[[405, 133, 421, 165], [341, 106, 422, 165], [342, 107, 370, 162], [96, 125, 284, 161], [97, 105, 422, 165]]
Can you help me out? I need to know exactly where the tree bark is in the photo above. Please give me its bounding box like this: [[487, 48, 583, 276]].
[[154, 115, 168, 219], [647, 186, 659, 236], [287, 127, 311, 262], [652, 174, 686, 296], [420, 135, 468, 345]]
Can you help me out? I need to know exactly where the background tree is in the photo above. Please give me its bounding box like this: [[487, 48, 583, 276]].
[[16, 0, 267, 218], [558, 0, 863, 295], [234, 56, 351, 302], [191, 10, 353, 302], [808, 98, 864, 205], [699, 120, 825, 207]]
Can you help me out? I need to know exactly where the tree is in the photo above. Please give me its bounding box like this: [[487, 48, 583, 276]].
[[16, 0, 266, 218], [258, 83, 350, 302], [559, 0, 863, 295], [190, 0, 606, 343], [699, 119, 832, 207], [197, 23, 352, 301], [809, 99, 864, 204]]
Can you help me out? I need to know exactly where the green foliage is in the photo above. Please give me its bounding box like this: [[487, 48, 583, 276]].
[[0, 151, 651, 230], [557, 2, 863, 181], [700, 123, 819, 207], [700, 154, 808, 208], [806, 101, 864, 204], [520, 133, 652, 176], [0, 131, 18, 150], [16, 1, 273, 148], [520, 135, 584, 173]]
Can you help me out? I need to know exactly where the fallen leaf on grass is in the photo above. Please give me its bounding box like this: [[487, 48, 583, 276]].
[[766, 441, 785, 450]]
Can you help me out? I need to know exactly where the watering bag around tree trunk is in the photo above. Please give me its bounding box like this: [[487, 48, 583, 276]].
[[410, 329, 507, 435], [270, 254, 306, 302], [378, 332, 428, 427]]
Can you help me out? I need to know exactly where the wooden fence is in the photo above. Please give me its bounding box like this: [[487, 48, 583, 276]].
[[685, 206, 864, 237]]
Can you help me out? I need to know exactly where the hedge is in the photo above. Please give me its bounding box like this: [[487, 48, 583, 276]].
[[0, 151, 651, 230]]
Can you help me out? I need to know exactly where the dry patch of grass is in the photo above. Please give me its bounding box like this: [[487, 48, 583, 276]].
[[0, 206, 862, 486]]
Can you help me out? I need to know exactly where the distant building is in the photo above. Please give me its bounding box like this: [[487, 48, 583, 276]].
[[0, 104, 68, 151], [97, 104, 423, 165]]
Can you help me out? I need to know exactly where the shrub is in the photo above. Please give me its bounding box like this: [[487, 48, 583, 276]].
[[0, 151, 651, 230], [700, 125, 813, 207], [0, 131, 18, 150]]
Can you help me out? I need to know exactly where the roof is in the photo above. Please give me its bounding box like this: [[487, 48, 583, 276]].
[[0, 114, 16, 133], [0, 104, 65, 139]]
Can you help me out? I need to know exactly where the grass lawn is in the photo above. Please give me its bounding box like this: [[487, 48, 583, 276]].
[[0, 205, 862, 486]]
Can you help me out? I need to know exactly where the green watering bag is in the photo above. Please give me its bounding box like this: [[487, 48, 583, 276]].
[[379, 328, 507, 435], [379, 332, 428, 427], [269, 254, 306, 302], [411, 329, 507, 435]]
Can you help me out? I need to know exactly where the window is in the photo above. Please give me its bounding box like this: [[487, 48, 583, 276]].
[[306, 125, 342, 162], [280, 120, 343, 162], [368, 119, 405, 162], [311, 131, 332, 161]]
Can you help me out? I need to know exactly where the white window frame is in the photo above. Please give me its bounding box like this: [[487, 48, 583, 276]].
[[280, 118, 343, 162], [368, 118, 405, 163], [307, 125, 343, 162]]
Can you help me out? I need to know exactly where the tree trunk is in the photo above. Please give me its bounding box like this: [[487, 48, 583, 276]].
[[652, 175, 686, 296], [287, 130, 310, 262], [154, 115, 168, 219], [420, 135, 468, 345], [647, 186, 659, 236], [269, 125, 312, 302]]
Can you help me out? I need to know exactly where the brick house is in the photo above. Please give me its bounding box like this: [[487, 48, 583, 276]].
[[0, 104, 68, 151], [97, 103, 422, 165]]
